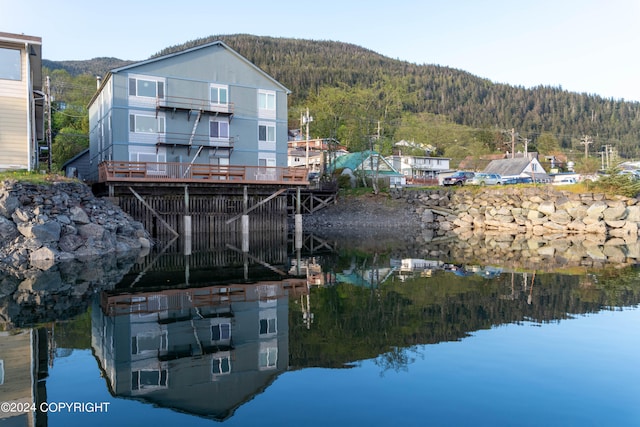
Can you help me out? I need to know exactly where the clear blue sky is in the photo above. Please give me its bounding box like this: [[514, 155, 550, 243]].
[[2, 0, 640, 102]]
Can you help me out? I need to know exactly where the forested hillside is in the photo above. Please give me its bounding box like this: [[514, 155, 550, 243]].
[[43, 34, 640, 169]]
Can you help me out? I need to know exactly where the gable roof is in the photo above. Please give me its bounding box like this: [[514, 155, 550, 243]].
[[89, 40, 289, 107], [484, 157, 534, 176], [332, 151, 401, 175]]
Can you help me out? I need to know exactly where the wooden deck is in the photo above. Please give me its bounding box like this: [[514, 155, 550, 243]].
[[98, 161, 309, 186]]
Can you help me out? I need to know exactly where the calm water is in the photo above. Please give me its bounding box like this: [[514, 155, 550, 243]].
[[1, 230, 639, 427]]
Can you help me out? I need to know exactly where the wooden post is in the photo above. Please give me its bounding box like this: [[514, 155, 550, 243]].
[[184, 185, 191, 254], [242, 214, 249, 253]]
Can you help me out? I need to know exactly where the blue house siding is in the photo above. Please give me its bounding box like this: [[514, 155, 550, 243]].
[[88, 41, 290, 181]]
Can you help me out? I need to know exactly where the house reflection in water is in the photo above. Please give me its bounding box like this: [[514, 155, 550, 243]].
[[92, 278, 307, 421]]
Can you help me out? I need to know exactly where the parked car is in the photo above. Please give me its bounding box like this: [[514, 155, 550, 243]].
[[466, 173, 502, 185], [618, 170, 640, 180], [552, 177, 577, 185], [503, 176, 533, 185], [442, 171, 475, 186]]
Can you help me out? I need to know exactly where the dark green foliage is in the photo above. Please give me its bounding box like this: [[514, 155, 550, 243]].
[[591, 169, 640, 197]]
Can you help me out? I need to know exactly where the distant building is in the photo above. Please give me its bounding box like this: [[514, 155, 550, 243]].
[[331, 150, 404, 187], [0, 32, 44, 171], [483, 156, 549, 182], [386, 154, 451, 182]]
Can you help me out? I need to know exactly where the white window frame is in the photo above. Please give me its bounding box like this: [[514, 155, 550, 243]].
[[129, 147, 167, 175], [130, 114, 165, 134], [258, 90, 276, 119], [0, 48, 21, 81], [211, 322, 231, 342], [129, 76, 164, 99], [132, 331, 168, 355], [210, 119, 230, 141], [131, 369, 168, 391], [258, 123, 275, 143], [259, 317, 277, 336], [258, 90, 275, 110], [212, 354, 231, 376], [259, 345, 278, 370], [210, 84, 228, 105]]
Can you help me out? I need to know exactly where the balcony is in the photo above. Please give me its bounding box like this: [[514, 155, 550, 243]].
[[157, 95, 234, 116], [98, 161, 309, 186]]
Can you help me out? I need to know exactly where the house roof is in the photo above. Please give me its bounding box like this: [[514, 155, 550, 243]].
[[61, 148, 90, 169], [484, 157, 534, 176], [332, 151, 402, 176], [88, 40, 290, 108]]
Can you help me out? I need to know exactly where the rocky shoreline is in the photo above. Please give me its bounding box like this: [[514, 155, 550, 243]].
[[301, 187, 640, 269], [0, 179, 152, 275]]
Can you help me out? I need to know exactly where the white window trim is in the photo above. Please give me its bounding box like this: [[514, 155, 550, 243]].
[[131, 369, 168, 392], [130, 113, 165, 135], [132, 331, 168, 355], [210, 84, 229, 105], [211, 322, 232, 342], [128, 75, 165, 99], [259, 344, 278, 370], [209, 118, 230, 141], [258, 90, 276, 119], [212, 353, 232, 377]]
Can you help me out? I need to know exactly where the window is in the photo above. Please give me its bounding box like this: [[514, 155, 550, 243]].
[[0, 359, 4, 385], [212, 323, 231, 341], [0, 48, 21, 80], [258, 90, 275, 110], [132, 332, 168, 354], [129, 77, 164, 99], [129, 114, 165, 134], [210, 120, 229, 139], [210, 85, 228, 105], [259, 347, 277, 369], [259, 318, 277, 335], [258, 124, 275, 143], [212, 356, 231, 375], [132, 369, 167, 391]]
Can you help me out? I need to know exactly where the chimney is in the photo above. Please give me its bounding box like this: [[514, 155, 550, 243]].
[[96, 76, 102, 89]]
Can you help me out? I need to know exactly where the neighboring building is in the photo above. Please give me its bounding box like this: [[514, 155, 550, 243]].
[[0, 32, 44, 171], [61, 148, 90, 180], [387, 155, 451, 182], [88, 41, 290, 181], [483, 156, 549, 182], [331, 150, 404, 187], [288, 148, 322, 173]]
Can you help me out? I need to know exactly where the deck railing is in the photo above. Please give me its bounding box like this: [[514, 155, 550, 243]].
[[98, 161, 309, 185]]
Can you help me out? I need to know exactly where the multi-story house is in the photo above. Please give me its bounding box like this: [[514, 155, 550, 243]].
[[88, 40, 293, 182], [386, 154, 451, 183], [0, 32, 43, 171]]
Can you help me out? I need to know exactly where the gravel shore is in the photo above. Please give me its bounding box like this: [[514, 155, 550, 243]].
[[299, 192, 423, 239]]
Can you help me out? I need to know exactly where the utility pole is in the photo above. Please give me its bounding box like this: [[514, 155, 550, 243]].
[[302, 108, 313, 171], [510, 128, 516, 158], [580, 135, 593, 159], [45, 75, 52, 172]]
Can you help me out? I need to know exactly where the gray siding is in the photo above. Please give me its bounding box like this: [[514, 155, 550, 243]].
[[89, 41, 289, 178]]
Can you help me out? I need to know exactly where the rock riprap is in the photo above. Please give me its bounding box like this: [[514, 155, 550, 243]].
[[0, 179, 152, 272]]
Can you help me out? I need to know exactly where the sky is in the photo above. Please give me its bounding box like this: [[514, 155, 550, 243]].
[[2, 0, 640, 102]]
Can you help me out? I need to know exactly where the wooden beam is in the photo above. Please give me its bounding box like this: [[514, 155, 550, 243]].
[[225, 188, 287, 224], [128, 186, 179, 237], [225, 243, 288, 276]]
